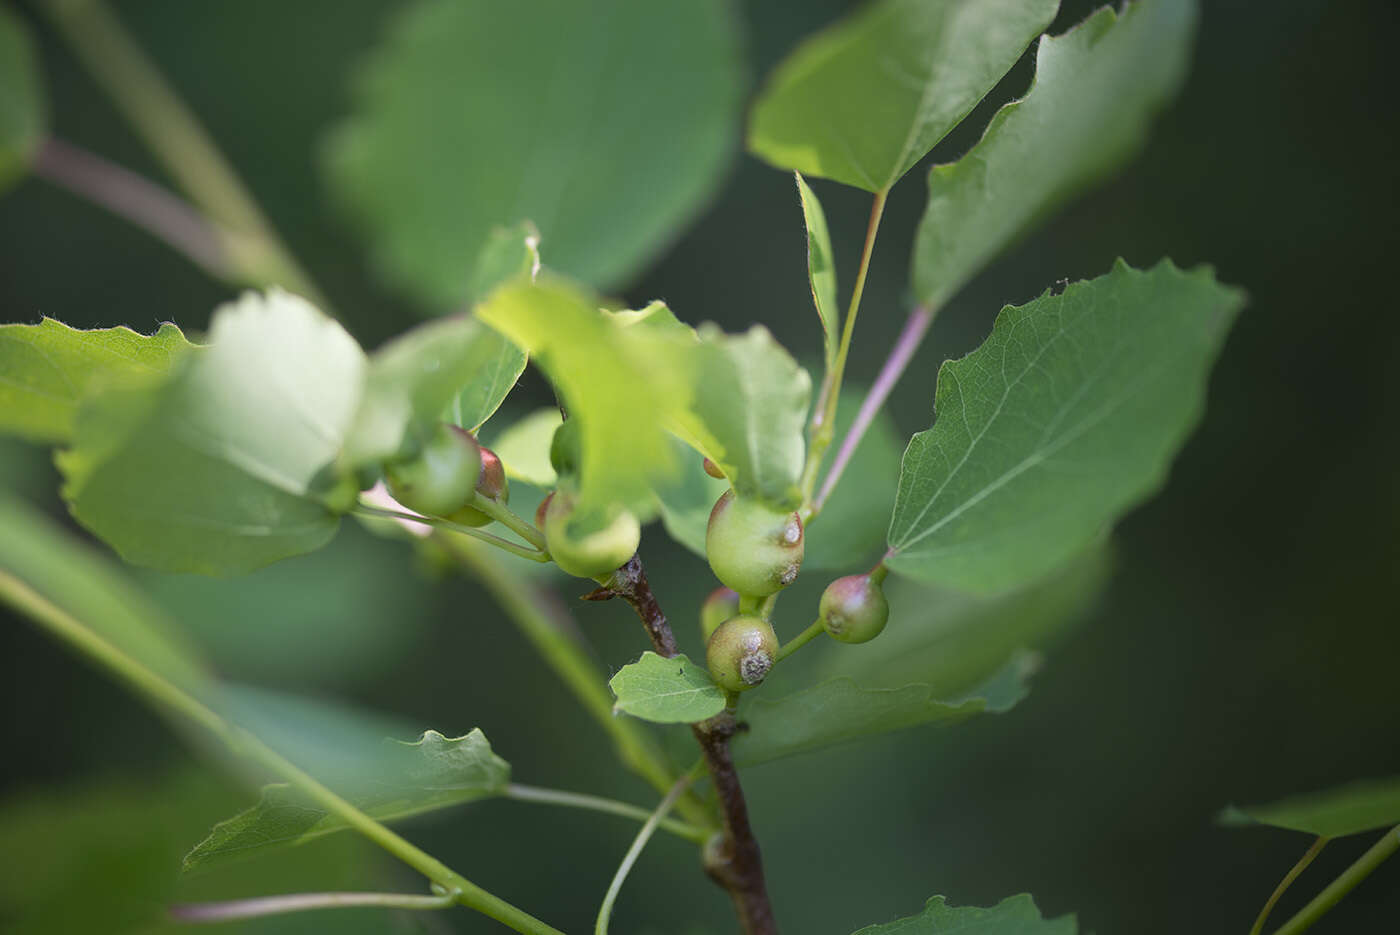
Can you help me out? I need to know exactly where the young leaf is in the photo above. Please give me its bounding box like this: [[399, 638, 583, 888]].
[[825, 545, 1110, 697], [913, 0, 1198, 309], [489, 407, 564, 487], [325, 0, 743, 307], [804, 386, 904, 571], [183, 729, 510, 872], [344, 315, 525, 467], [734, 653, 1030, 766], [0, 318, 193, 442], [0, 5, 45, 192], [476, 276, 687, 526], [886, 260, 1244, 593], [747, 0, 1058, 193], [1219, 777, 1400, 839], [59, 290, 364, 574], [609, 652, 726, 725], [796, 172, 839, 371], [668, 324, 812, 510], [852, 894, 1076, 935]]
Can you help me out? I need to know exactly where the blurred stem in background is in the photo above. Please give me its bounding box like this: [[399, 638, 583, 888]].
[[36, 0, 329, 306], [1271, 826, 1400, 935]]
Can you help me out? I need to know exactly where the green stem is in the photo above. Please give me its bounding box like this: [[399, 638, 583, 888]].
[[1272, 825, 1400, 935], [434, 534, 714, 831], [776, 620, 826, 662], [1250, 836, 1329, 935], [801, 188, 888, 504], [169, 889, 456, 923], [37, 0, 327, 305], [470, 491, 548, 551], [355, 503, 548, 563], [504, 783, 710, 845], [0, 570, 562, 935], [595, 779, 691, 935]]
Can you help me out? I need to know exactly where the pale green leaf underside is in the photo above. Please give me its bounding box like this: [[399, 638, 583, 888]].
[[1219, 776, 1400, 839], [0, 318, 192, 443], [852, 894, 1076, 935], [183, 729, 509, 872], [796, 172, 839, 371], [0, 5, 45, 191], [913, 0, 1198, 309], [669, 324, 811, 509], [609, 651, 726, 724], [476, 276, 684, 525], [59, 290, 362, 574], [735, 653, 1030, 766], [325, 0, 742, 307], [887, 260, 1243, 593], [652, 434, 727, 557], [490, 407, 563, 487], [748, 0, 1057, 192]]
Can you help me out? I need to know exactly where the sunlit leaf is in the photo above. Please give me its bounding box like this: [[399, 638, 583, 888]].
[[735, 653, 1030, 766], [0, 5, 44, 191], [325, 0, 743, 307], [852, 894, 1076, 935], [748, 0, 1057, 192], [1220, 777, 1400, 838], [913, 0, 1198, 309], [887, 260, 1243, 593], [0, 319, 193, 443], [796, 172, 839, 371], [58, 290, 363, 574], [609, 651, 726, 725], [183, 729, 510, 872], [476, 275, 686, 526]]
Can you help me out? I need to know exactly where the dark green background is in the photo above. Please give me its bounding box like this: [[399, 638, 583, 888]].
[[2, 1, 1397, 932]]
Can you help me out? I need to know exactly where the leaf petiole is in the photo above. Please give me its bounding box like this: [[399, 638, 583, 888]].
[[594, 778, 692, 935], [169, 889, 457, 924], [353, 502, 550, 563], [504, 783, 710, 845]]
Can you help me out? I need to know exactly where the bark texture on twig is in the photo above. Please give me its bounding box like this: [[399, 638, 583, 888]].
[[597, 555, 777, 934]]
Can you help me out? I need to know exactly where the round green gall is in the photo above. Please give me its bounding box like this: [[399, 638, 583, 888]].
[[446, 445, 510, 527], [699, 587, 740, 643], [385, 424, 482, 517], [706, 615, 778, 692], [549, 416, 581, 478], [819, 573, 889, 644], [704, 489, 804, 597], [543, 490, 640, 578]]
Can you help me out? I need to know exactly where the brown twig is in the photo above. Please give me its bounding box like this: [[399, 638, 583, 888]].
[[596, 555, 776, 934]]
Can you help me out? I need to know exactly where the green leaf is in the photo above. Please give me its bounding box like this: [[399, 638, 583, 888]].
[[805, 386, 904, 571], [796, 172, 839, 371], [59, 290, 364, 574], [0, 5, 44, 191], [886, 260, 1244, 593], [1219, 777, 1400, 839], [747, 0, 1058, 192], [345, 315, 525, 466], [852, 894, 1077, 935], [652, 434, 728, 558], [912, 0, 1198, 309], [609, 652, 726, 725], [488, 407, 563, 487], [0, 319, 193, 443], [476, 275, 686, 525], [0, 493, 215, 706], [826, 545, 1110, 697], [325, 0, 743, 308], [183, 729, 510, 872], [735, 653, 1031, 766], [669, 325, 812, 509]]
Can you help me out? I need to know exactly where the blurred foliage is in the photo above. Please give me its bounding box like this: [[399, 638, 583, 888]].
[[1, 1, 1398, 933]]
